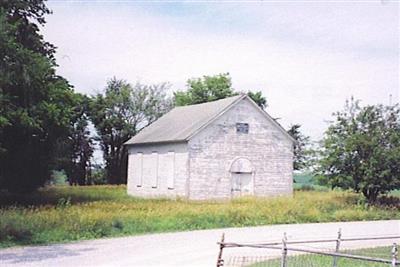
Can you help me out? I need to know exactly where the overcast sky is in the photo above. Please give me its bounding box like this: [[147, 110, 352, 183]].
[[43, 0, 399, 141]]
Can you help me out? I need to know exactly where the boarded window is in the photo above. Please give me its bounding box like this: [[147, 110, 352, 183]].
[[150, 152, 158, 188], [131, 152, 143, 187], [236, 123, 249, 134], [166, 151, 175, 189]]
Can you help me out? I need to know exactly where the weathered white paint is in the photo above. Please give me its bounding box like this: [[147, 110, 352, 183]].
[[127, 142, 188, 198], [126, 97, 293, 200], [231, 172, 253, 197], [127, 152, 142, 187], [230, 157, 253, 173], [149, 152, 158, 188], [187, 98, 293, 200]]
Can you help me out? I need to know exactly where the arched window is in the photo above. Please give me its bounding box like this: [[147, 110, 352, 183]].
[[230, 157, 253, 173]]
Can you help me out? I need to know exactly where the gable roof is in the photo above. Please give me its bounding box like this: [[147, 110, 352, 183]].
[[125, 94, 295, 145], [125, 95, 244, 145]]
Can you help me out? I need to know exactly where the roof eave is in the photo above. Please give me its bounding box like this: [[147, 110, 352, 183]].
[[124, 139, 188, 146], [244, 96, 296, 144]]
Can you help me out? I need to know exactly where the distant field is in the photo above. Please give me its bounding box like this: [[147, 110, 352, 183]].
[[293, 172, 328, 191], [294, 173, 400, 197], [0, 186, 399, 248]]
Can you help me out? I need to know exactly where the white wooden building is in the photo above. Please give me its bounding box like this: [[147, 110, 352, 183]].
[[125, 94, 294, 200]]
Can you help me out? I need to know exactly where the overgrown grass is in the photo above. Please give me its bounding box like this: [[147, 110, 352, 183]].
[[0, 186, 399, 248]]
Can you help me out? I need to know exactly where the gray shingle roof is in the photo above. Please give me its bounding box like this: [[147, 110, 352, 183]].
[[125, 95, 244, 145]]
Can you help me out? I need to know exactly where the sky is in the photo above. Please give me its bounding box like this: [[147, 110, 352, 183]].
[[43, 0, 400, 141]]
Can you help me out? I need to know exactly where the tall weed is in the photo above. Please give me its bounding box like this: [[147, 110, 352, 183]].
[[0, 186, 398, 248]]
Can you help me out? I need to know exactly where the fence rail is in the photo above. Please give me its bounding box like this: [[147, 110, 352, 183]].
[[216, 231, 399, 267]]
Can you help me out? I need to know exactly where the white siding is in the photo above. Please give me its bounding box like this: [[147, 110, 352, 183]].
[[133, 153, 143, 186], [127, 142, 188, 198], [141, 153, 157, 188], [188, 98, 293, 200]]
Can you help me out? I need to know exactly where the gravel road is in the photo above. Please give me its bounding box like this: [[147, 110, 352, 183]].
[[1, 220, 399, 267]]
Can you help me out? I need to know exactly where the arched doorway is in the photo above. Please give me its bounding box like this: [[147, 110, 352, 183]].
[[230, 158, 254, 197]]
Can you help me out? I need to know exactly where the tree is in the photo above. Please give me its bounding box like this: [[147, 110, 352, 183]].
[[247, 90, 267, 110], [174, 73, 267, 109], [0, 1, 78, 191], [54, 94, 94, 185], [68, 110, 94, 185], [317, 98, 400, 202], [174, 73, 235, 106], [89, 78, 172, 184], [287, 124, 311, 171]]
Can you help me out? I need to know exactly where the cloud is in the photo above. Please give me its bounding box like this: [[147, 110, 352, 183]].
[[43, 1, 399, 140]]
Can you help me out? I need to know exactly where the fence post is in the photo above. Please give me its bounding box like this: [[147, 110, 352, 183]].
[[392, 243, 398, 267], [281, 232, 288, 267], [216, 233, 225, 267], [333, 228, 342, 267]]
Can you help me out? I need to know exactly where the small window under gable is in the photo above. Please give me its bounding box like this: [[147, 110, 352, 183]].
[[236, 123, 249, 134]]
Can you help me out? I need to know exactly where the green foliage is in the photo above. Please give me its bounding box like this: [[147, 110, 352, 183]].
[[293, 173, 329, 191], [247, 90, 267, 110], [317, 98, 400, 202], [89, 78, 172, 184], [174, 73, 235, 106], [49, 170, 68, 185], [174, 73, 267, 109], [0, 0, 79, 191], [53, 93, 94, 185], [287, 124, 312, 170], [56, 197, 71, 209], [0, 186, 398, 247], [91, 164, 107, 185]]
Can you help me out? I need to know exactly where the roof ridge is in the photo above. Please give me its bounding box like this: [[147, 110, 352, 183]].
[[124, 95, 243, 145], [174, 94, 242, 108]]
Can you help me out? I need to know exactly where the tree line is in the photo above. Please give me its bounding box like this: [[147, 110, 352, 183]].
[[1, 1, 399, 202]]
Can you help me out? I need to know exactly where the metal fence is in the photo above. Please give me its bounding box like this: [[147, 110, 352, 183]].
[[216, 230, 399, 267]]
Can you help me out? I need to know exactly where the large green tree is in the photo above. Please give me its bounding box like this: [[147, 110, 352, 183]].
[[0, 0, 78, 191], [287, 124, 311, 171], [317, 98, 400, 202], [89, 78, 172, 184], [54, 94, 94, 185], [174, 73, 267, 109]]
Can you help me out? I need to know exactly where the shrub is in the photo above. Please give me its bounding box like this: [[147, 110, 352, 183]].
[[0, 224, 33, 243]]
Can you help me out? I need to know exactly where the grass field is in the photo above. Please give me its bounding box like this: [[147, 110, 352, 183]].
[[293, 172, 328, 191], [249, 246, 393, 267], [0, 186, 399, 248]]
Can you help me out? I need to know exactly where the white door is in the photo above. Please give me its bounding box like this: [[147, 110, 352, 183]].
[[231, 173, 253, 197], [232, 173, 242, 197], [240, 173, 253, 195]]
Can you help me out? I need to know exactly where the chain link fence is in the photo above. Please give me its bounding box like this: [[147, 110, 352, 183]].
[[216, 230, 399, 267]]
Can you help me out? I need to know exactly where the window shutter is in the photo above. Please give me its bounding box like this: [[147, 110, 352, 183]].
[[132, 152, 143, 187], [151, 152, 158, 188], [166, 151, 175, 189]]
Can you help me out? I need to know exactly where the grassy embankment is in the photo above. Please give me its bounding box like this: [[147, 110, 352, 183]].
[[0, 185, 399, 248]]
